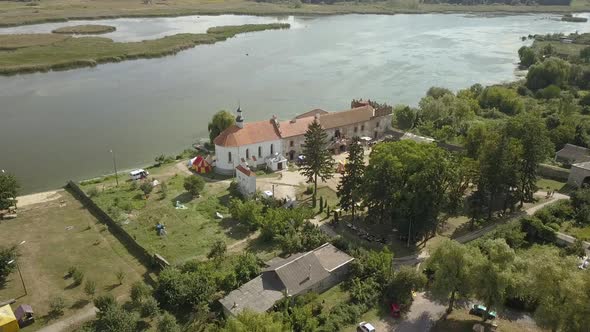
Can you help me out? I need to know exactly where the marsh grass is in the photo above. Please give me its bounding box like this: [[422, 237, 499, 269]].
[[52, 24, 117, 34], [0, 23, 289, 75]]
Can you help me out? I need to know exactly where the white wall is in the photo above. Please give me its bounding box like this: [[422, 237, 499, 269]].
[[215, 139, 283, 174]]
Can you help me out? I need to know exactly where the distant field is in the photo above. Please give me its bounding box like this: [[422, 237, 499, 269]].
[[0, 191, 147, 331], [0, 0, 589, 27]]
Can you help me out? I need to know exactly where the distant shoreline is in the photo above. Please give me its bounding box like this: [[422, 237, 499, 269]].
[[0, 2, 588, 28]]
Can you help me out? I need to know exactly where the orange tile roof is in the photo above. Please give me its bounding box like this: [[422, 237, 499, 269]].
[[295, 108, 328, 119], [214, 105, 377, 147], [213, 120, 281, 147], [236, 165, 256, 177], [279, 116, 315, 138]]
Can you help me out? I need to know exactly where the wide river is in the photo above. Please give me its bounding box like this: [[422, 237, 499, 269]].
[[2, 13, 590, 193]]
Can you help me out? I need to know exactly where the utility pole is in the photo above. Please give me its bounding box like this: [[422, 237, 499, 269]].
[[110, 150, 119, 186]]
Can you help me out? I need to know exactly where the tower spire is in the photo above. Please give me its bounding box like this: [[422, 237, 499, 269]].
[[235, 104, 244, 129]]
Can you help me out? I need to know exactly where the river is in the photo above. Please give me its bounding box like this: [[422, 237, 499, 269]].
[[1, 13, 590, 193]]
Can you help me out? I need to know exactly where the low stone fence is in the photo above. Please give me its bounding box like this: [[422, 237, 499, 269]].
[[538, 163, 570, 182], [66, 180, 161, 270]]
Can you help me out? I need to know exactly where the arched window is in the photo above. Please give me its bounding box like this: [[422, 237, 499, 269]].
[[228, 151, 232, 163], [271, 144, 274, 155], [258, 146, 262, 157], [246, 149, 250, 159]]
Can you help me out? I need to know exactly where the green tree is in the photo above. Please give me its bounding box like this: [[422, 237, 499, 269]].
[[471, 239, 516, 321], [300, 120, 335, 206], [337, 137, 365, 220], [139, 181, 153, 198], [183, 175, 205, 198], [207, 239, 227, 260], [130, 281, 152, 305], [229, 198, 263, 231], [518, 46, 537, 68], [384, 266, 427, 309], [157, 311, 181, 332], [155, 154, 166, 166], [426, 86, 453, 99], [505, 113, 553, 205], [393, 105, 417, 130], [478, 86, 524, 115], [580, 46, 590, 63], [95, 303, 137, 332], [571, 187, 590, 224], [0, 172, 19, 210], [94, 294, 116, 312], [426, 240, 483, 314], [233, 253, 260, 286], [0, 246, 16, 287], [155, 266, 215, 311], [141, 297, 159, 318], [526, 57, 571, 90], [208, 110, 235, 143], [222, 310, 288, 332]]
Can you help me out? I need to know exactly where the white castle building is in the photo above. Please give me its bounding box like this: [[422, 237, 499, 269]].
[[213, 102, 392, 175]]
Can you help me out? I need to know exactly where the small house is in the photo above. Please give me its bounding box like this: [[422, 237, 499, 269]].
[[236, 165, 256, 197]]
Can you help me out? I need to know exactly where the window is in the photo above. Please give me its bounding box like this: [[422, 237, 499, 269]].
[[258, 146, 262, 158], [228, 151, 232, 163], [354, 126, 358, 133], [290, 140, 294, 147], [270, 144, 274, 155], [246, 149, 249, 159], [361, 124, 365, 131], [376, 121, 380, 128]]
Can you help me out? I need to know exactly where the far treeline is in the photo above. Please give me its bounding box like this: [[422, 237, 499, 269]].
[[254, 0, 571, 6]]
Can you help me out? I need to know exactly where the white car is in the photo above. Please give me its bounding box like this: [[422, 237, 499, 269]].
[[357, 322, 376, 332]]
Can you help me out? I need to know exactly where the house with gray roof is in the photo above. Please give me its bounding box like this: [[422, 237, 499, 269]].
[[555, 143, 590, 166], [219, 243, 354, 317]]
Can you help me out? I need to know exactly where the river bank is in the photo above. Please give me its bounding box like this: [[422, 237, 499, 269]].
[[1, 0, 589, 27], [0, 23, 289, 75]]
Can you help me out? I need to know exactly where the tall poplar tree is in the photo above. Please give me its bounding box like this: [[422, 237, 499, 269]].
[[337, 137, 365, 220], [300, 120, 334, 206]]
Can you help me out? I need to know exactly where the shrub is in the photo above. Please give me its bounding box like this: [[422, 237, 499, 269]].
[[160, 181, 168, 199], [67, 265, 78, 278], [479, 86, 524, 115], [94, 294, 116, 312], [228, 180, 243, 199], [141, 297, 160, 318], [349, 277, 381, 306], [207, 240, 227, 260], [580, 94, 590, 107], [87, 187, 99, 198], [131, 281, 152, 305], [158, 312, 181, 332], [115, 270, 125, 285], [49, 296, 66, 317], [526, 57, 571, 90], [183, 175, 205, 197], [155, 154, 166, 166], [0, 247, 16, 286], [304, 185, 314, 195], [139, 181, 153, 197], [518, 46, 537, 68], [95, 303, 137, 332], [536, 84, 561, 99], [72, 269, 84, 286], [84, 279, 97, 298]]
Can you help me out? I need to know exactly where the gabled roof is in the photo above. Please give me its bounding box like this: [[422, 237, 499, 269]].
[[272, 252, 330, 296], [279, 117, 315, 138], [236, 165, 256, 177], [316, 105, 374, 130], [573, 161, 590, 171], [295, 108, 328, 119], [556, 144, 590, 163], [213, 120, 281, 147]]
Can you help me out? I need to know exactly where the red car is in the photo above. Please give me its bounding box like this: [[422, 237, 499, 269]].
[[390, 303, 401, 318]]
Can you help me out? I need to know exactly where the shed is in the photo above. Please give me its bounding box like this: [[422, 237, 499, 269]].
[[14, 305, 33, 327], [0, 305, 19, 332]]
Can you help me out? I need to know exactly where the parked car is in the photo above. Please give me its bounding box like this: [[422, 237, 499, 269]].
[[469, 304, 497, 320], [129, 169, 149, 180], [357, 322, 376, 332]]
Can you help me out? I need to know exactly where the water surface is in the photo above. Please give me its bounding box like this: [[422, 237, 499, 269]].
[[1, 13, 590, 193]]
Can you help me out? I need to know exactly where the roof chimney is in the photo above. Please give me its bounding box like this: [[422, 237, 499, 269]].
[[235, 106, 244, 129]]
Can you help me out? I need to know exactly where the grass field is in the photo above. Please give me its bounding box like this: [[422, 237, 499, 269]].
[[0, 191, 147, 331], [1, 0, 589, 27], [52, 24, 116, 34], [536, 177, 567, 192], [82, 161, 251, 264], [0, 33, 70, 50], [0, 23, 289, 75]]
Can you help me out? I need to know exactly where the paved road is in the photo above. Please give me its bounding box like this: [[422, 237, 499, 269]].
[[393, 292, 447, 332]]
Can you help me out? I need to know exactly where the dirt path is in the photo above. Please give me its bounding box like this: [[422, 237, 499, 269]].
[[37, 305, 97, 332], [17, 190, 63, 207]]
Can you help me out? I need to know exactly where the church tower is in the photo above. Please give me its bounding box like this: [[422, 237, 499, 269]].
[[235, 106, 244, 129]]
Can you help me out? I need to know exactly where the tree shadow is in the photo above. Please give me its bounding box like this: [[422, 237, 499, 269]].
[[219, 218, 250, 240], [64, 282, 81, 290], [103, 283, 120, 292], [70, 299, 90, 309], [171, 192, 193, 205]]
